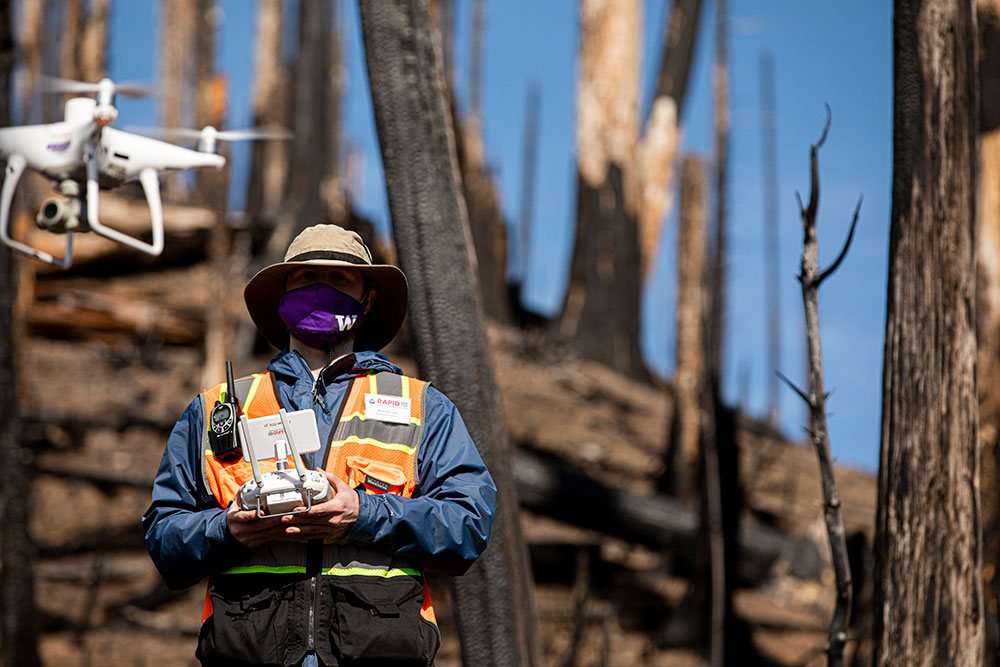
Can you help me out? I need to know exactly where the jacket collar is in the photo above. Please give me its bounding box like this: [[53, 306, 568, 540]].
[[267, 348, 402, 386]]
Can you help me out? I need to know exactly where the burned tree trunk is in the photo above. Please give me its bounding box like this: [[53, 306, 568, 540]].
[[663, 154, 705, 499], [79, 0, 109, 83], [20, 0, 41, 122], [191, 0, 234, 389], [559, 0, 643, 376], [58, 0, 82, 81], [0, 0, 40, 663], [760, 52, 781, 426], [357, 2, 541, 666], [874, 1, 983, 663], [264, 0, 337, 262], [510, 84, 540, 318], [558, 0, 704, 376], [707, 0, 729, 386], [976, 1, 1000, 661], [637, 0, 703, 278], [244, 0, 288, 227], [456, 0, 511, 322]]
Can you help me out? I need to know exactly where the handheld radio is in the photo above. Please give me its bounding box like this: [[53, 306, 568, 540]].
[[208, 360, 243, 461]]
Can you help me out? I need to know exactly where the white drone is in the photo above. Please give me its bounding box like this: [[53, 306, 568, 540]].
[[0, 76, 288, 268]]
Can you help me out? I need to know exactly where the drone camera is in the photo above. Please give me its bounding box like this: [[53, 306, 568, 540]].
[[35, 197, 79, 233]]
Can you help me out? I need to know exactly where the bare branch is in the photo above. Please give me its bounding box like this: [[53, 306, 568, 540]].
[[818, 195, 863, 284], [794, 107, 852, 667], [815, 103, 832, 148], [804, 105, 832, 224], [776, 370, 810, 404]]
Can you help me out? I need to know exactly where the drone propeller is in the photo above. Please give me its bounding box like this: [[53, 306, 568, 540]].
[[125, 125, 292, 153], [42, 76, 153, 99]]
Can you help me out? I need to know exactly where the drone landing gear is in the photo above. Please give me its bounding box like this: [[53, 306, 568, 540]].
[[0, 158, 164, 269], [0, 154, 74, 268]]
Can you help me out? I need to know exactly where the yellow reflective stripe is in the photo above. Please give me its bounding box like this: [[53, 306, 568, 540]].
[[368, 373, 377, 395], [330, 435, 415, 455], [401, 376, 410, 399], [220, 565, 421, 578], [222, 565, 307, 575], [242, 374, 264, 416], [340, 411, 421, 426], [323, 566, 421, 578]]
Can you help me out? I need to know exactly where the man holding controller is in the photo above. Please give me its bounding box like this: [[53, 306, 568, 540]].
[[144, 224, 496, 666]]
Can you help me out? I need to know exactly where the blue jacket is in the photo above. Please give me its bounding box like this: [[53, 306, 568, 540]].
[[143, 349, 497, 589]]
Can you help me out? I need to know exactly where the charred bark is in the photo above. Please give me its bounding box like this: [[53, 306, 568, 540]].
[[706, 0, 729, 386], [264, 0, 336, 263], [760, 52, 781, 426], [874, 1, 983, 663], [357, 2, 541, 665], [638, 0, 704, 278], [559, 0, 644, 377], [158, 0, 197, 200], [511, 84, 540, 323], [243, 0, 288, 227], [0, 0, 40, 662], [662, 154, 705, 499], [976, 2, 1000, 662], [79, 0, 109, 83]]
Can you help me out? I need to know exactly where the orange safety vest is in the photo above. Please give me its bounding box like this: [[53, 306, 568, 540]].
[[196, 370, 439, 666]]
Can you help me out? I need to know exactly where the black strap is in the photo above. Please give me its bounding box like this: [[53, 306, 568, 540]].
[[286, 250, 369, 265]]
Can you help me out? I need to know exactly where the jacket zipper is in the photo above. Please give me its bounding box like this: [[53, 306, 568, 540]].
[[308, 575, 317, 651]]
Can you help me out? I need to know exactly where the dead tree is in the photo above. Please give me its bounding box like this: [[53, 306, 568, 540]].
[[158, 0, 198, 200], [779, 108, 859, 667], [79, 0, 109, 83], [559, 0, 703, 376], [357, 2, 541, 665], [510, 83, 540, 318], [707, 0, 729, 385], [874, 1, 983, 663], [0, 0, 40, 663], [58, 0, 82, 81], [975, 2, 1000, 661], [449, 0, 512, 322], [639, 0, 704, 278], [19, 0, 41, 122], [664, 154, 706, 499], [264, 0, 338, 263], [760, 52, 780, 426], [243, 0, 288, 227]]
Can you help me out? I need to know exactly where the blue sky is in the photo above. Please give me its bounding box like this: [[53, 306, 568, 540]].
[[97, 0, 891, 471]]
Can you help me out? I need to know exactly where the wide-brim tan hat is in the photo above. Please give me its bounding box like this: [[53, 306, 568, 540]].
[[244, 224, 408, 352]]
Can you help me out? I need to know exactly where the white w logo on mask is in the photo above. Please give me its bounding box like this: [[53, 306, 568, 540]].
[[335, 314, 358, 330]]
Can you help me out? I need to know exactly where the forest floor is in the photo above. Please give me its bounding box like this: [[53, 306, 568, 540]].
[[6, 255, 878, 667]]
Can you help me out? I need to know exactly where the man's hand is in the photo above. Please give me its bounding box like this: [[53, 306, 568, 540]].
[[226, 502, 290, 548], [281, 472, 359, 540]]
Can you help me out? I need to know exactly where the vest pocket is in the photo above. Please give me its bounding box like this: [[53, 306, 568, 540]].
[[330, 576, 440, 665], [346, 456, 406, 495], [197, 576, 304, 666]]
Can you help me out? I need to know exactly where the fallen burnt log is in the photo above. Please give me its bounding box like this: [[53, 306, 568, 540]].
[[27, 287, 205, 345], [513, 447, 822, 583]]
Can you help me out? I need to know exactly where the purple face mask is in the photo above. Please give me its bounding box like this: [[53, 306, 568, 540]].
[[278, 283, 364, 348]]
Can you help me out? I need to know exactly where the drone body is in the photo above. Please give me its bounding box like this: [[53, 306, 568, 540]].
[[0, 77, 280, 268]]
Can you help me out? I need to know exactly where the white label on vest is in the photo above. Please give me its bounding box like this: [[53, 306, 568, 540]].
[[363, 393, 412, 424]]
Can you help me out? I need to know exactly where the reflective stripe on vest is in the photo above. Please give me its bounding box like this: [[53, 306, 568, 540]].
[[198, 369, 435, 625]]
